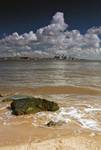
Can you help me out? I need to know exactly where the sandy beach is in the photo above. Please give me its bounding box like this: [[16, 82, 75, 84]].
[[0, 2, 101, 149], [0, 86, 101, 150], [0, 86, 101, 96]]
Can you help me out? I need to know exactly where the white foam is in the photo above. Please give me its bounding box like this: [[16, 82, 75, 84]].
[[66, 108, 84, 119], [32, 106, 101, 132], [85, 108, 101, 113], [50, 107, 79, 123], [79, 119, 101, 131], [51, 111, 71, 123]]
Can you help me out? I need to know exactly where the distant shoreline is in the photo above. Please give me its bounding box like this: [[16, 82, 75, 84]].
[[0, 56, 101, 62]]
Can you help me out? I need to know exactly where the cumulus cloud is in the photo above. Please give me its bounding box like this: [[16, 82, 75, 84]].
[[0, 12, 101, 60], [87, 26, 101, 35]]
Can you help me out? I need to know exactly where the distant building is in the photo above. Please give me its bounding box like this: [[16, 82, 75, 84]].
[[54, 54, 67, 60]]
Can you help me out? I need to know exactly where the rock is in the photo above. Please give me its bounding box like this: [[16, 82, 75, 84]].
[[47, 121, 57, 127], [47, 120, 65, 127], [0, 94, 3, 97], [11, 97, 59, 115], [2, 97, 13, 102]]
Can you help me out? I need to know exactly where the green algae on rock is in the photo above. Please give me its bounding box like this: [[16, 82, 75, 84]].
[[11, 97, 59, 115]]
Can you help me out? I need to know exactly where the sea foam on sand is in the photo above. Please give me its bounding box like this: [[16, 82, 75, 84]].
[[33, 106, 101, 132]]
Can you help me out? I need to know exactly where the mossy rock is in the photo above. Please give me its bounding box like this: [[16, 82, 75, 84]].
[[11, 97, 59, 115]]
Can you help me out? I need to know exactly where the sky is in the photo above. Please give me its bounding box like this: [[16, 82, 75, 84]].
[[0, 0, 101, 36], [0, 0, 101, 59]]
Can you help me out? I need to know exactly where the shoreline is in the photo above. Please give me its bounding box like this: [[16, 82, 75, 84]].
[[0, 85, 101, 97], [0, 85, 101, 149]]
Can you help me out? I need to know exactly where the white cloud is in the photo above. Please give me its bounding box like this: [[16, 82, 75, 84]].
[[84, 33, 100, 48], [87, 26, 101, 35], [0, 12, 101, 60]]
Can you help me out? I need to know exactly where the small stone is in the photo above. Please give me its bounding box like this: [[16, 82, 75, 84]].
[[0, 94, 3, 97], [47, 121, 57, 127], [47, 120, 65, 127]]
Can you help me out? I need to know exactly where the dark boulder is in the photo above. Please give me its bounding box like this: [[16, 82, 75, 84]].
[[46, 120, 65, 127], [0, 94, 3, 97], [11, 97, 59, 115]]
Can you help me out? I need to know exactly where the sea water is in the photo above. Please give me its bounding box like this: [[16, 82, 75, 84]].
[[0, 60, 101, 132], [0, 60, 101, 88]]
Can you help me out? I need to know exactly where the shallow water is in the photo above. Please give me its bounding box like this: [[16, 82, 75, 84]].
[[0, 60, 101, 88], [0, 60, 101, 133]]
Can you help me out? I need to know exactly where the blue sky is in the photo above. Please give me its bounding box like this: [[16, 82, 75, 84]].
[[0, 0, 101, 36]]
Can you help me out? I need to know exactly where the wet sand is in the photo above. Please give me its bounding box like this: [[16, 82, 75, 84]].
[[0, 86, 101, 96], [0, 86, 101, 150], [0, 122, 101, 150], [0, 120, 101, 150]]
